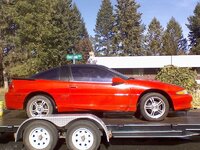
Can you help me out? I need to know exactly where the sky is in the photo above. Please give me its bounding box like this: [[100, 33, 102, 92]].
[[73, 0, 199, 38]]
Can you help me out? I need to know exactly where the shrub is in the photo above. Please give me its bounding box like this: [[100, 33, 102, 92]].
[[191, 89, 200, 108], [155, 65, 198, 92]]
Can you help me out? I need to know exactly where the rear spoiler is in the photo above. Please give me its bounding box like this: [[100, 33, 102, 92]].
[[12, 77, 35, 81]]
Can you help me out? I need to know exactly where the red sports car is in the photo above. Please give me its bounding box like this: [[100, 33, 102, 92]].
[[5, 64, 192, 121]]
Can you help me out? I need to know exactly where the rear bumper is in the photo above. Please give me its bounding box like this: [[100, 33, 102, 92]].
[[5, 92, 24, 110], [171, 94, 192, 111]]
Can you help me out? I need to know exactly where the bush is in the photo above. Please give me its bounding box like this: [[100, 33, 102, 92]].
[[191, 89, 200, 108], [155, 65, 198, 92]]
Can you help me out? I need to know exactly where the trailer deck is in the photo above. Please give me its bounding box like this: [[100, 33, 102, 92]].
[[1, 110, 200, 137], [0, 110, 26, 133], [103, 111, 200, 138]]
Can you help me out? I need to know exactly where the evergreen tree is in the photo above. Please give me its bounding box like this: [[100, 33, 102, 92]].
[[145, 17, 164, 55], [162, 17, 187, 55], [51, 1, 90, 65], [1, 0, 90, 77], [75, 38, 93, 64], [51, 0, 77, 67], [72, 3, 92, 63], [113, 0, 143, 56], [187, 2, 200, 54], [72, 4, 88, 39], [94, 0, 114, 56], [0, 0, 30, 77]]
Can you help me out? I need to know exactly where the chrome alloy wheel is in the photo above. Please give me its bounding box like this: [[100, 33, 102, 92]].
[[144, 97, 166, 119], [72, 128, 94, 150], [29, 127, 51, 149], [30, 99, 50, 117]]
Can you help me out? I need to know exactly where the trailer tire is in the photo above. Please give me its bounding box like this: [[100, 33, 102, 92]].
[[66, 120, 101, 150], [26, 95, 54, 117], [23, 120, 58, 150], [140, 93, 169, 121]]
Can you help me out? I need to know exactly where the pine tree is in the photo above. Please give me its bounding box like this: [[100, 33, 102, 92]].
[[113, 0, 143, 56], [187, 2, 200, 55], [1, 0, 90, 77], [72, 3, 92, 63], [72, 4, 88, 39], [75, 38, 93, 64], [145, 17, 164, 55], [3, 0, 59, 76], [94, 0, 114, 56], [51, 0, 76, 67], [162, 17, 187, 55]]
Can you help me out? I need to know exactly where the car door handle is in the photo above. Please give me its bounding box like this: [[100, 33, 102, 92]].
[[69, 86, 77, 89]]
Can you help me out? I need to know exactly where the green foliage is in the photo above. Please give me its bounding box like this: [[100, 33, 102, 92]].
[[72, 4, 91, 61], [155, 65, 198, 92], [144, 17, 164, 55], [94, 0, 115, 56], [0, 0, 92, 77], [187, 2, 200, 55], [113, 0, 144, 56], [191, 89, 200, 108], [162, 17, 187, 55], [75, 38, 93, 64]]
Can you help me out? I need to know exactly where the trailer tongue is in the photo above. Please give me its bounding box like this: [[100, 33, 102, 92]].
[[1, 110, 200, 150]]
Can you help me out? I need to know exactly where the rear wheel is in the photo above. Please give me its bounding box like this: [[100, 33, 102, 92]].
[[66, 120, 101, 150], [26, 95, 54, 118], [23, 120, 58, 150], [139, 93, 169, 121]]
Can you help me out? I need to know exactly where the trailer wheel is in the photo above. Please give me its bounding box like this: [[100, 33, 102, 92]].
[[23, 120, 58, 150], [26, 95, 54, 117], [140, 93, 169, 121], [66, 120, 101, 150]]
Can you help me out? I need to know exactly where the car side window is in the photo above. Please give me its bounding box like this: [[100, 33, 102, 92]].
[[71, 66, 115, 82], [60, 66, 70, 81], [31, 68, 60, 80]]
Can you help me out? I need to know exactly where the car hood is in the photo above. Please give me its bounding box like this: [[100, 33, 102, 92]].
[[126, 79, 184, 92]]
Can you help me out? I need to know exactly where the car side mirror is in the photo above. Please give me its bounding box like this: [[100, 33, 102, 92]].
[[112, 77, 125, 85]]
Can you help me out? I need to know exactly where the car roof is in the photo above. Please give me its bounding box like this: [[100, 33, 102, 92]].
[[67, 64, 109, 69], [68, 64, 104, 67]]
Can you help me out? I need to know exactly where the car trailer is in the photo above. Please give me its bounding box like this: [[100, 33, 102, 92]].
[[1, 110, 200, 150]]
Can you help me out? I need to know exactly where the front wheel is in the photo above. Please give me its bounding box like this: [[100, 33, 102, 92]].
[[139, 93, 169, 121], [66, 120, 101, 150], [23, 120, 58, 150]]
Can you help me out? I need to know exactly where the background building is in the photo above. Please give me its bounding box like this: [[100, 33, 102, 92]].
[[95, 55, 200, 83]]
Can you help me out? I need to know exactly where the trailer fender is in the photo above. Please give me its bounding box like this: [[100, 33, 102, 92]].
[[15, 114, 111, 142]]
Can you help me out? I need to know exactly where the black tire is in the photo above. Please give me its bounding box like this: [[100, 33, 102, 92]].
[[23, 120, 58, 150], [139, 93, 169, 121], [66, 120, 101, 150], [26, 95, 54, 118]]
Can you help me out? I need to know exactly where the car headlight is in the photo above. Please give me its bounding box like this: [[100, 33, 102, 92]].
[[176, 89, 188, 95]]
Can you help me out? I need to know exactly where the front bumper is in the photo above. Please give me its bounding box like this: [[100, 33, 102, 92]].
[[171, 94, 192, 111]]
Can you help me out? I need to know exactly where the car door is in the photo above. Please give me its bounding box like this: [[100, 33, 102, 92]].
[[68, 65, 132, 111]]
